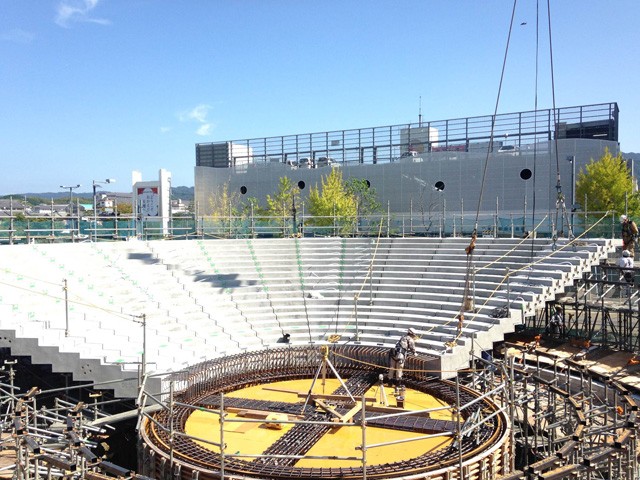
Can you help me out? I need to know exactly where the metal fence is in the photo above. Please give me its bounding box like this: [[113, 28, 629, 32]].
[[196, 102, 618, 167], [0, 208, 621, 244]]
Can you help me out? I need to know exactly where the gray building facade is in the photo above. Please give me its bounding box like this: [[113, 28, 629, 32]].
[[194, 103, 620, 233]]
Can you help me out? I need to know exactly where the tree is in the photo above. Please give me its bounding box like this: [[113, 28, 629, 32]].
[[266, 177, 300, 236], [308, 169, 357, 233], [345, 178, 381, 218], [242, 196, 266, 216], [266, 177, 299, 217], [207, 182, 242, 237], [575, 148, 640, 218], [208, 182, 241, 218], [116, 203, 133, 215], [415, 184, 444, 234]]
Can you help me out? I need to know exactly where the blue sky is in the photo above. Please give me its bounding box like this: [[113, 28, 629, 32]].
[[1, 0, 638, 195]]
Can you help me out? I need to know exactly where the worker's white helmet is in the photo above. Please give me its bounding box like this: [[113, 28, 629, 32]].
[[621, 214, 628, 223], [407, 328, 416, 336]]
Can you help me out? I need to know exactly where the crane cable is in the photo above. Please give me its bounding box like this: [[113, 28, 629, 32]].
[[528, 0, 541, 266], [326, 219, 385, 343], [447, 212, 609, 348], [546, 0, 573, 247], [335, 211, 611, 369], [461, 0, 518, 317]]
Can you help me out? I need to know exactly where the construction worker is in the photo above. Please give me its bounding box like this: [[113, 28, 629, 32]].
[[388, 328, 417, 387], [456, 313, 464, 336], [620, 215, 638, 257], [546, 305, 563, 337], [616, 249, 635, 297]]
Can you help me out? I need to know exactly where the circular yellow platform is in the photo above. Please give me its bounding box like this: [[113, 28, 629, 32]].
[[185, 378, 454, 468], [140, 345, 510, 479]]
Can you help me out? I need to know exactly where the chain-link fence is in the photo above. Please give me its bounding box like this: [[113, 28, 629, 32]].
[[0, 209, 620, 244]]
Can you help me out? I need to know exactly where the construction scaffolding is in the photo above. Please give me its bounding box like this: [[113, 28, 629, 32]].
[[474, 344, 640, 480], [507, 258, 640, 479], [0, 363, 143, 480], [1, 342, 638, 479], [138, 345, 512, 480], [526, 262, 640, 352]]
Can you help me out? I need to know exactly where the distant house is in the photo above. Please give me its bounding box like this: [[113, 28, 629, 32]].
[[171, 198, 190, 215], [111, 192, 133, 204], [96, 194, 114, 214], [96, 192, 133, 214], [30, 204, 69, 216], [0, 199, 28, 214]]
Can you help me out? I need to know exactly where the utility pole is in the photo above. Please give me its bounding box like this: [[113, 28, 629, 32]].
[[92, 178, 116, 241], [63, 279, 69, 336], [60, 184, 80, 216], [133, 313, 147, 380]]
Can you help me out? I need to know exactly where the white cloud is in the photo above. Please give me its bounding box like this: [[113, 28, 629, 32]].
[[0, 28, 35, 43], [179, 104, 215, 135], [55, 0, 111, 28], [160, 126, 171, 134], [179, 104, 211, 123], [196, 124, 213, 136]]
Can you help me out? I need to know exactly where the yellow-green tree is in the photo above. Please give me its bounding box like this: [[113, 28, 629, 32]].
[[116, 202, 133, 215], [266, 177, 299, 216], [207, 182, 242, 237], [346, 178, 381, 217], [242, 196, 266, 216], [576, 148, 640, 217], [208, 182, 241, 218], [308, 169, 357, 233], [266, 177, 300, 236]]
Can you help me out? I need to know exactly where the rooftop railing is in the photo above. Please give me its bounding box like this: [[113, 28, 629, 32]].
[[196, 102, 618, 168]]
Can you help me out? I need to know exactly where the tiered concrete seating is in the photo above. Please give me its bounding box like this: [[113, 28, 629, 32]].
[[0, 236, 614, 396]]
